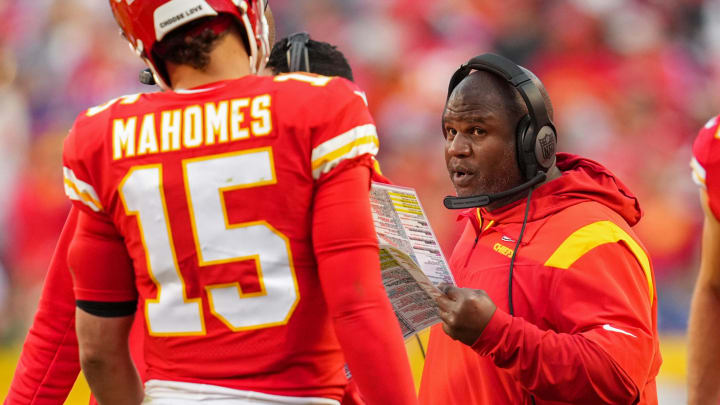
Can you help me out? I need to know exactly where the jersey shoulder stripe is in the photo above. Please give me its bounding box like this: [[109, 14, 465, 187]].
[[63, 166, 103, 212], [691, 156, 706, 188], [311, 124, 379, 180], [690, 115, 720, 189], [692, 114, 720, 220]]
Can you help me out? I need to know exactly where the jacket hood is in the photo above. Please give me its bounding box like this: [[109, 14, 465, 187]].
[[463, 153, 642, 227]]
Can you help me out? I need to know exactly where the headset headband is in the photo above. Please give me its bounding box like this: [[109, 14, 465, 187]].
[[286, 32, 310, 73], [446, 53, 553, 131]]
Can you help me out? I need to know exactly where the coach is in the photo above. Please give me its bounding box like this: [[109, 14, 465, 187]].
[[418, 54, 661, 404]]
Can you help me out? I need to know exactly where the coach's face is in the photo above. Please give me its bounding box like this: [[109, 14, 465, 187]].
[[443, 75, 523, 203]]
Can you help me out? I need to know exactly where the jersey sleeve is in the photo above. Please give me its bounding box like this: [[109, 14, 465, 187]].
[[308, 78, 379, 182], [62, 117, 106, 217], [313, 165, 418, 405], [692, 115, 720, 220], [68, 209, 137, 306], [62, 114, 137, 307], [5, 209, 82, 404]]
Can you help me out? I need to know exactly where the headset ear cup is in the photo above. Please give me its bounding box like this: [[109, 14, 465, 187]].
[[515, 115, 535, 180], [534, 126, 557, 170]]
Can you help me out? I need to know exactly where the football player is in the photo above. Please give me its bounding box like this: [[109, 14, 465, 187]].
[[6, 32, 407, 405], [10, 1, 418, 404], [688, 115, 720, 405]]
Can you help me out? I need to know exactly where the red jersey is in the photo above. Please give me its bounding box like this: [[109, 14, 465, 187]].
[[419, 154, 661, 404], [62, 73, 393, 401], [7, 116, 415, 404], [6, 168, 414, 405], [692, 115, 720, 218], [6, 159, 409, 405]]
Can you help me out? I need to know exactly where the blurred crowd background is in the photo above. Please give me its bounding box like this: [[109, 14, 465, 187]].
[[0, 0, 716, 401]]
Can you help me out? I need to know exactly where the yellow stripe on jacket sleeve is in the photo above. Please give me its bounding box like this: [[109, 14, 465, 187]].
[[63, 167, 103, 212], [544, 220, 653, 303], [311, 124, 379, 179]]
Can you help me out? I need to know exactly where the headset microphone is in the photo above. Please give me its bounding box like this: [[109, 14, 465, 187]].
[[443, 171, 546, 209]]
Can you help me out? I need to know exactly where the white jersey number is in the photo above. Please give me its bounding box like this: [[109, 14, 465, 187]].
[[119, 147, 299, 336]]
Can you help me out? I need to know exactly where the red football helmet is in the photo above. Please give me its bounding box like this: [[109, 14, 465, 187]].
[[109, 0, 270, 89]]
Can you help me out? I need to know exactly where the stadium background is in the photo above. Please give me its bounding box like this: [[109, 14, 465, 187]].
[[0, 0, 712, 402]]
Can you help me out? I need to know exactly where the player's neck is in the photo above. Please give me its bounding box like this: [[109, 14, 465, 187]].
[[166, 33, 252, 91]]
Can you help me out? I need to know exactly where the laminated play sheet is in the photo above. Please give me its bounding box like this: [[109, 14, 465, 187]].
[[370, 182, 455, 338]]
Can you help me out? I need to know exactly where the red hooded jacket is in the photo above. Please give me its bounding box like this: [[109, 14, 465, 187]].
[[419, 153, 661, 405]]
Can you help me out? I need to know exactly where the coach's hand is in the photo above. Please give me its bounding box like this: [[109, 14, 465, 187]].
[[435, 285, 497, 346]]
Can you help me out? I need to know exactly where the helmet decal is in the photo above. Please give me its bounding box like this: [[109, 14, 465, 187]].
[[154, 0, 218, 42]]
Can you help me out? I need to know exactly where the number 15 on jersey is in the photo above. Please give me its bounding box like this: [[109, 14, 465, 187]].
[[119, 147, 300, 336]]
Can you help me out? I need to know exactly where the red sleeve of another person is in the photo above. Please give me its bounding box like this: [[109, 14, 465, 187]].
[[339, 160, 390, 405], [5, 209, 82, 405], [313, 165, 417, 405], [6, 208, 146, 405]]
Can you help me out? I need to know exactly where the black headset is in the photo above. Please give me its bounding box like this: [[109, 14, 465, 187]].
[[285, 32, 311, 72]]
